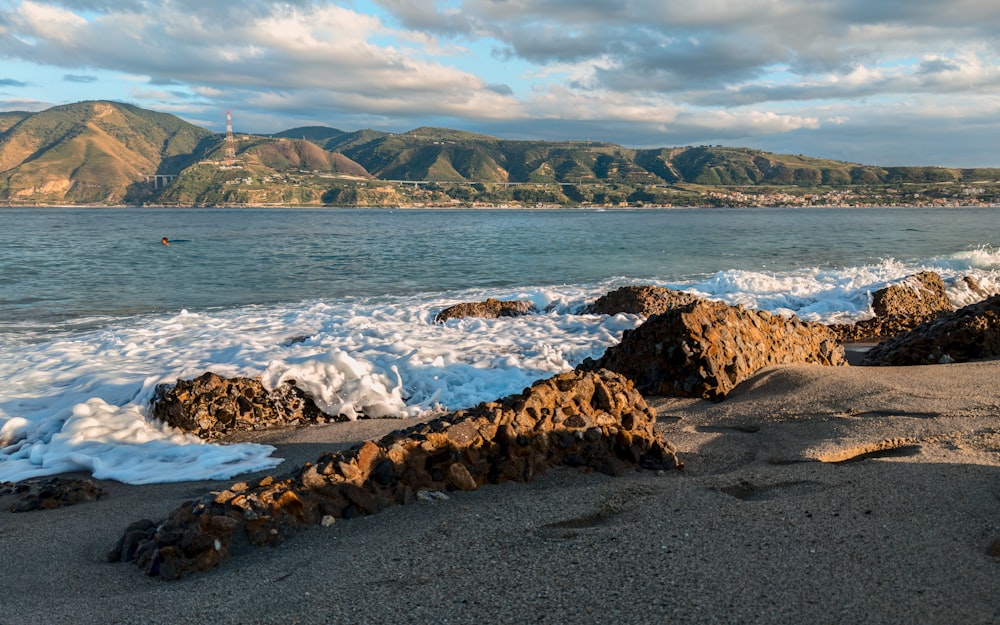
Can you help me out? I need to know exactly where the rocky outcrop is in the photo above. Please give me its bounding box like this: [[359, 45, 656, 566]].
[[1, 477, 108, 512], [434, 298, 535, 323], [961, 275, 991, 300], [872, 271, 952, 318], [586, 285, 701, 316], [862, 295, 1000, 366], [151, 372, 332, 440], [829, 272, 954, 342], [111, 369, 679, 579], [588, 300, 845, 401]]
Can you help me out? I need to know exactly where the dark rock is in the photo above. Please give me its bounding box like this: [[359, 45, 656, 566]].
[[1, 477, 108, 513], [585, 285, 700, 316], [589, 299, 845, 401], [114, 369, 679, 579], [862, 295, 1000, 365], [151, 372, 334, 440], [434, 298, 535, 323]]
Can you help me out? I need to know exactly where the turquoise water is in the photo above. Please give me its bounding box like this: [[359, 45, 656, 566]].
[[2, 207, 999, 332]]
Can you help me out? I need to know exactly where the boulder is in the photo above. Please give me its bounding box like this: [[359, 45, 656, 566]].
[[151, 372, 332, 440], [1, 477, 108, 512], [111, 369, 679, 579], [862, 295, 1000, 366], [586, 285, 700, 316], [588, 300, 845, 401], [829, 272, 954, 342], [434, 298, 535, 323], [872, 271, 952, 318], [961, 275, 991, 300]]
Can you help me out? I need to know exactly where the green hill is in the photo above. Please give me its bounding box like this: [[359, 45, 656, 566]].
[[271, 126, 347, 144], [2, 101, 999, 206], [333, 130, 949, 188], [0, 103, 371, 205], [0, 101, 211, 203], [153, 136, 370, 206], [0, 111, 30, 133]]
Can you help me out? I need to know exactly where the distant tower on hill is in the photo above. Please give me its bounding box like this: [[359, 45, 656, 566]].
[[224, 111, 237, 164]]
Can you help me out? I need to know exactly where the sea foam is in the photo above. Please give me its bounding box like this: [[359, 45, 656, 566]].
[[1, 253, 998, 485]]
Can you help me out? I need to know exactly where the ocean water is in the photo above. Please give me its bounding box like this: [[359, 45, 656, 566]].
[[2, 207, 999, 484]]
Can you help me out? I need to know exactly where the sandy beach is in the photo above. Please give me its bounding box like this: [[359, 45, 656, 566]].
[[2, 360, 999, 625]]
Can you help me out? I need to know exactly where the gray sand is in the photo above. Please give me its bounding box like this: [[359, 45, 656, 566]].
[[1, 362, 999, 625]]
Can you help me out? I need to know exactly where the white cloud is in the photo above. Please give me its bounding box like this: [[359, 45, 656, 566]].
[[12, 1, 87, 45], [0, 0, 999, 164]]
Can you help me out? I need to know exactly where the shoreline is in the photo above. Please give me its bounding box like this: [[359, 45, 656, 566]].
[[3, 204, 1000, 210], [3, 202, 1000, 210], [2, 360, 998, 624]]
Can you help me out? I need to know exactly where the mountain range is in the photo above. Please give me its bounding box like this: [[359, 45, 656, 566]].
[[1, 100, 998, 206]]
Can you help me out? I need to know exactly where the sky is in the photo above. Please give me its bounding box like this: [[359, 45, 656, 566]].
[[1, 0, 999, 167]]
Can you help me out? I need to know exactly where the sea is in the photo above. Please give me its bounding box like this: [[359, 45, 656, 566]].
[[2, 206, 999, 485]]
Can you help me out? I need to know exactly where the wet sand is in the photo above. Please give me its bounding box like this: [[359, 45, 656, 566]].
[[1, 361, 999, 625]]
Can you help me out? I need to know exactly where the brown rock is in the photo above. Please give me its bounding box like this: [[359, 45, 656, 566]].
[[862, 295, 1000, 366], [590, 300, 845, 401], [872, 271, 952, 318], [112, 369, 679, 579], [446, 463, 478, 491], [962, 276, 990, 299], [151, 372, 332, 440], [434, 298, 535, 323], [829, 272, 955, 342], [586, 285, 700, 317]]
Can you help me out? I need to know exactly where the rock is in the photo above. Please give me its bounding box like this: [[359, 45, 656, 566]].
[[588, 300, 845, 401], [988, 540, 1000, 558], [961, 275, 990, 300], [585, 285, 700, 316], [828, 272, 954, 342], [434, 298, 535, 323], [151, 372, 333, 440], [862, 295, 1000, 365], [828, 315, 939, 343], [872, 271, 952, 318], [112, 369, 679, 579], [1, 477, 108, 512]]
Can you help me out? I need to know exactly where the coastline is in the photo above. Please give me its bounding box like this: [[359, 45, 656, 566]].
[[2, 360, 998, 624], [3, 202, 1000, 210]]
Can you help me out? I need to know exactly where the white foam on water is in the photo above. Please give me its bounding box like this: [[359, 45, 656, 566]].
[[1, 251, 998, 485], [677, 252, 1000, 324], [0, 285, 639, 484]]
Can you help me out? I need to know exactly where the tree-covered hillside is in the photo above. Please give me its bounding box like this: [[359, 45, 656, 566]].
[[1, 101, 998, 207]]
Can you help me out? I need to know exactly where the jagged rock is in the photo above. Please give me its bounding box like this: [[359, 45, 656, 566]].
[[151, 372, 333, 440], [862, 295, 1000, 365], [585, 285, 700, 316], [588, 300, 845, 401], [1, 477, 108, 512], [828, 272, 955, 342], [872, 271, 952, 318], [961, 275, 990, 299], [434, 298, 535, 323], [111, 369, 679, 579]]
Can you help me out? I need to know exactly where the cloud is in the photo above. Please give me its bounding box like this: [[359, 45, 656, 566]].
[[0, 97, 52, 111], [0, 2, 518, 120], [0, 78, 30, 87], [63, 73, 97, 83], [1, 1, 999, 165]]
